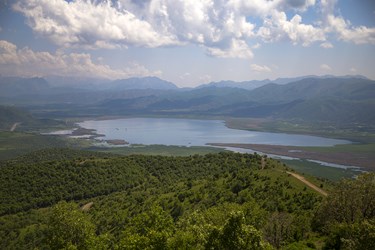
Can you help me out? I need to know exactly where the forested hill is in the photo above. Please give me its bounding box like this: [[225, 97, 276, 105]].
[[0, 149, 374, 249], [0, 105, 63, 131]]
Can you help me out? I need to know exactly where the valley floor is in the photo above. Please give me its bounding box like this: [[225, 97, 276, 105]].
[[208, 143, 375, 171]]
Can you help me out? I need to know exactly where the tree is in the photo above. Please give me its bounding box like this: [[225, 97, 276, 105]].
[[314, 173, 375, 229], [117, 205, 175, 249], [323, 219, 375, 250], [263, 212, 293, 249], [205, 211, 272, 250], [312, 173, 375, 249], [46, 201, 107, 250]]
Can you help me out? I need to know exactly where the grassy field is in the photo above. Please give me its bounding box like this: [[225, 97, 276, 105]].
[[0, 131, 226, 160], [225, 117, 375, 143], [0, 132, 91, 160], [92, 144, 226, 156], [302, 143, 375, 153], [280, 159, 362, 182]]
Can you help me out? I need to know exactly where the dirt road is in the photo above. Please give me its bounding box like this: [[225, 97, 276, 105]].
[[10, 122, 21, 132], [286, 171, 328, 196], [81, 202, 94, 211]]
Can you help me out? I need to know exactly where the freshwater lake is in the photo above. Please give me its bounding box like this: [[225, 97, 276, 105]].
[[77, 118, 350, 147]]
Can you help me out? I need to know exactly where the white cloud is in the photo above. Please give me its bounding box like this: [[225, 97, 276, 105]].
[[207, 39, 253, 59], [258, 11, 325, 46], [279, 0, 316, 12], [350, 67, 357, 73], [179, 72, 191, 79], [250, 63, 271, 73], [320, 42, 333, 48], [320, 1, 375, 45], [13, 0, 256, 58], [325, 15, 375, 44], [13, 0, 179, 49], [0, 40, 159, 79], [199, 74, 212, 83], [320, 63, 332, 71], [252, 43, 261, 49], [12, 0, 375, 61]]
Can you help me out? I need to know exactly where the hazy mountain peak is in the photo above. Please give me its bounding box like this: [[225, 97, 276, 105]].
[[109, 76, 178, 90]]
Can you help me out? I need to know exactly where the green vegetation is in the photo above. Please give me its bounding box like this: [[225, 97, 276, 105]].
[[302, 143, 375, 154], [0, 105, 66, 132], [96, 144, 225, 156], [0, 149, 373, 249], [225, 118, 375, 144], [280, 159, 361, 182], [0, 132, 90, 160]]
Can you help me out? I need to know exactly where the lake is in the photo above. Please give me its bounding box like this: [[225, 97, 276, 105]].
[[77, 118, 350, 147]]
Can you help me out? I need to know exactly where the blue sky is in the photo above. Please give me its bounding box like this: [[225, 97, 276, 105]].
[[0, 0, 374, 87]]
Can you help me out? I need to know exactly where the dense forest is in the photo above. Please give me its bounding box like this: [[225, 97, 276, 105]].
[[0, 149, 374, 249]]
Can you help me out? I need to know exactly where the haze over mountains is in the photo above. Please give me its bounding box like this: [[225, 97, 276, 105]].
[[1, 75, 374, 125]]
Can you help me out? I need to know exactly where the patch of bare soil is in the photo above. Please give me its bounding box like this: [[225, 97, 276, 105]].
[[81, 202, 94, 211]]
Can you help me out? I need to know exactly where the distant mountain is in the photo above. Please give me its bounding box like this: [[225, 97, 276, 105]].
[[45, 75, 110, 89], [196, 75, 370, 89], [107, 77, 178, 90], [1, 75, 374, 126], [197, 79, 271, 90], [280, 98, 375, 124], [100, 77, 375, 124], [0, 77, 50, 97], [247, 77, 375, 103]]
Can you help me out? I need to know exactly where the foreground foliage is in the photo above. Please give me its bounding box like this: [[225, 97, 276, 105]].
[[0, 149, 374, 249]]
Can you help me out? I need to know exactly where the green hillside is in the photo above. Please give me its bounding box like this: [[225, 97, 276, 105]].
[[0, 105, 65, 132], [5, 76, 374, 129], [0, 106, 34, 130], [91, 77, 375, 126], [0, 149, 374, 249]]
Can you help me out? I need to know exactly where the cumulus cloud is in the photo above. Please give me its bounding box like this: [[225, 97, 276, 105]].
[[0, 40, 159, 79], [325, 15, 375, 44], [252, 43, 261, 49], [258, 11, 325, 46], [320, 42, 333, 48], [13, 0, 178, 49], [350, 67, 357, 73], [207, 39, 253, 59], [179, 72, 191, 80], [320, 63, 332, 71], [199, 74, 212, 83], [250, 63, 271, 73], [279, 0, 316, 12], [320, 0, 375, 45], [12, 0, 375, 60]]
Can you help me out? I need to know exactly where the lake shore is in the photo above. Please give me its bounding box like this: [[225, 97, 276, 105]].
[[208, 143, 374, 171]]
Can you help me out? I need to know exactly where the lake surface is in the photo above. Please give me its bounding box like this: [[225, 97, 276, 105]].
[[77, 118, 350, 147]]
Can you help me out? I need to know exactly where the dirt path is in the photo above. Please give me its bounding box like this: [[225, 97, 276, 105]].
[[10, 122, 21, 132], [81, 202, 94, 211], [286, 171, 328, 196], [261, 156, 266, 170]]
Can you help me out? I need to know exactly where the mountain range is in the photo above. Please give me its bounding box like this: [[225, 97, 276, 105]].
[[0, 75, 374, 125]]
